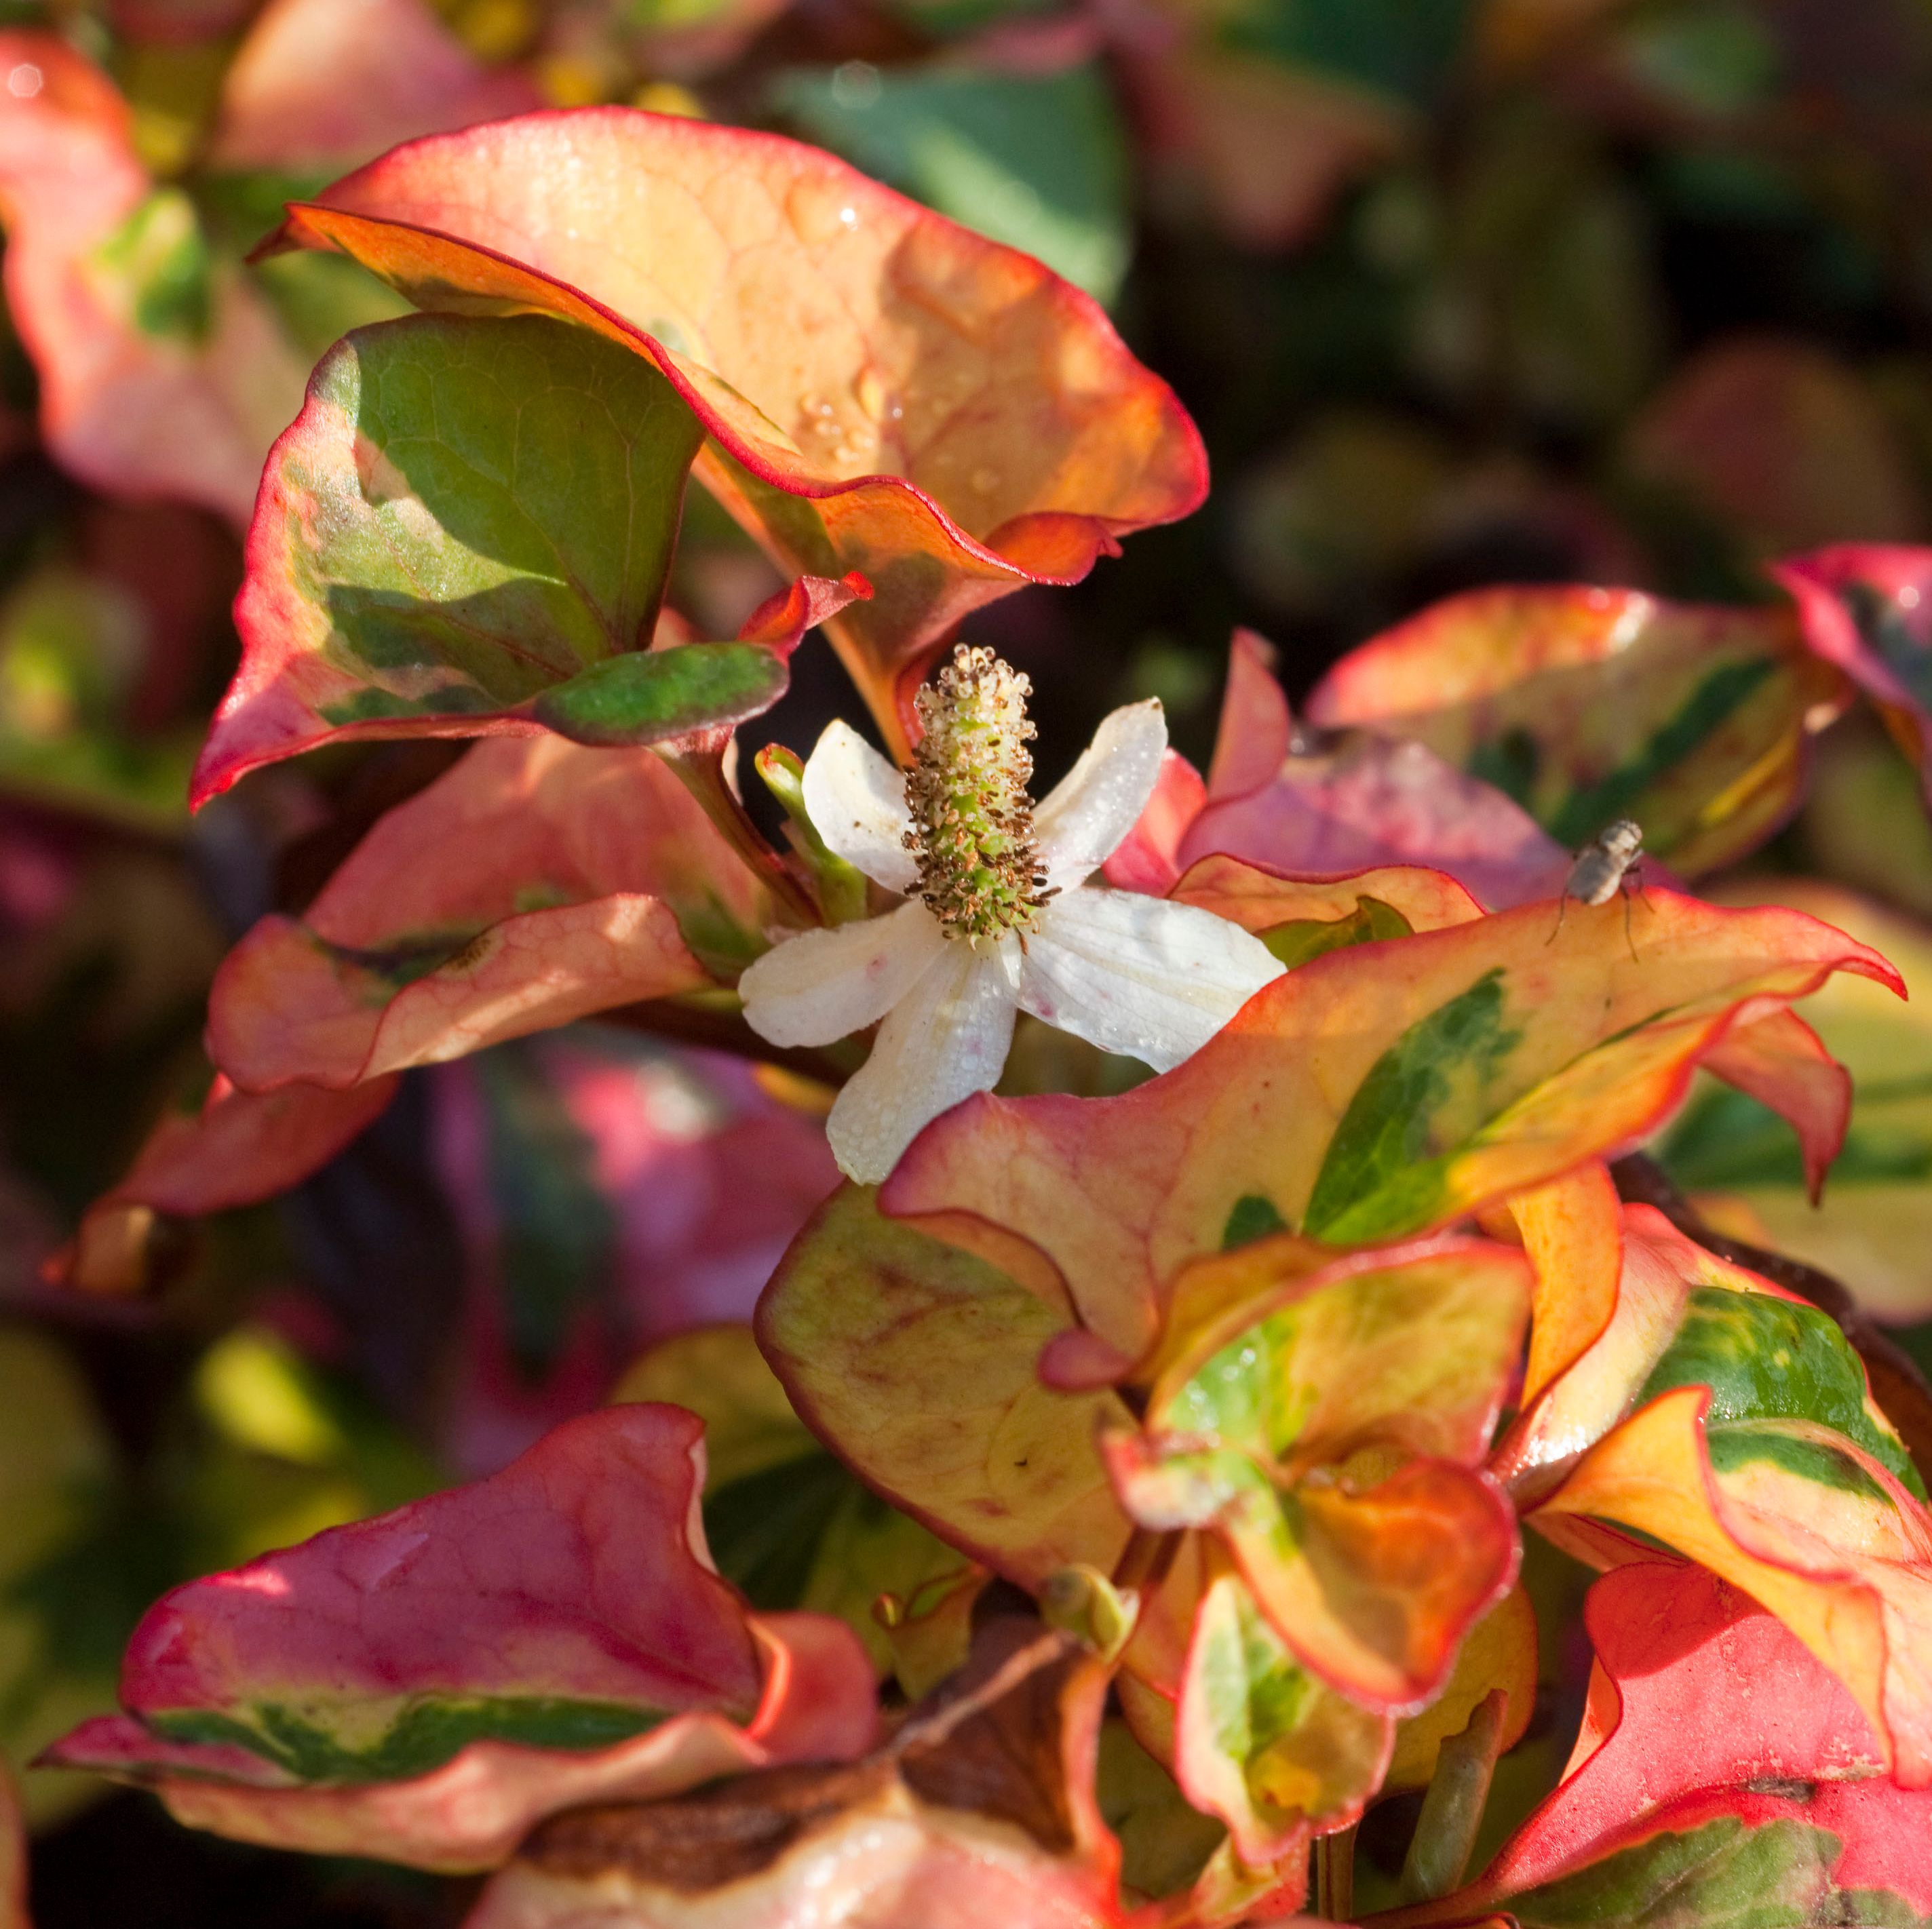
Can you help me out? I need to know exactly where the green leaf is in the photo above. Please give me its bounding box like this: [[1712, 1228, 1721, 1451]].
[[773, 64, 1132, 303], [528, 642, 790, 748], [1302, 968, 1522, 1241], [1507, 1816, 1928, 1929], [201, 312, 713, 796], [1636, 1286, 1927, 1501], [1261, 895, 1415, 969]]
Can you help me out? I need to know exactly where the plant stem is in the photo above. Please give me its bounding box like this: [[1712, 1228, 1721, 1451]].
[[660, 745, 818, 928], [1313, 1825, 1356, 1920]]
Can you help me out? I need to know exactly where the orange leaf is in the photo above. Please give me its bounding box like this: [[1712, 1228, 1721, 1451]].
[[258, 108, 1208, 749]]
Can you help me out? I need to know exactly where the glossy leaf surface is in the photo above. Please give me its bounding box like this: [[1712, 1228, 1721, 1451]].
[[1307, 585, 1847, 874], [47, 1405, 876, 1867], [1515, 1208, 1932, 1785], [1378, 1562, 1932, 1928], [196, 312, 720, 802], [883, 890, 1895, 1380], [1175, 1566, 1389, 1865], [260, 107, 1208, 741], [1109, 1237, 1527, 1708]]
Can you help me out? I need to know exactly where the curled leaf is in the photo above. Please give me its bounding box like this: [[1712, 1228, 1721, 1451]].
[[195, 311, 869, 803], [1377, 1562, 1932, 1928], [46, 1404, 877, 1867], [1509, 1207, 1932, 1785], [258, 107, 1208, 744]]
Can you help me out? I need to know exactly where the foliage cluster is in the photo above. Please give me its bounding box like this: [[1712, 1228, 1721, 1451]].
[[3, 1, 1932, 1926]]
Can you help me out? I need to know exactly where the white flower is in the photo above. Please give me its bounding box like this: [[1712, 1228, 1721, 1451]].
[[739, 647, 1284, 1183]]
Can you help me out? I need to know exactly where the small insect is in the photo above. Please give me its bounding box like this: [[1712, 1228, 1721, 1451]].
[[1549, 817, 1646, 957]]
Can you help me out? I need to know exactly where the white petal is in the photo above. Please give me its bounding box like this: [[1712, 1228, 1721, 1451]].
[[1035, 699, 1169, 891], [826, 937, 1020, 1184], [1019, 888, 1283, 1071], [802, 719, 918, 893], [739, 901, 945, 1047]]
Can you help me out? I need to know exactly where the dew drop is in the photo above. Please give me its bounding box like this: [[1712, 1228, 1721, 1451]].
[[971, 467, 998, 494]]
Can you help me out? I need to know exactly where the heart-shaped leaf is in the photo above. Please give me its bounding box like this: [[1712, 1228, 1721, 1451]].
[[756, 1185, 1134, 1591], [45, 1404, 877, 1869], [194, 311, 722, 802], [883, 891, 1896, 1381], [256, 106, 1208, 747]]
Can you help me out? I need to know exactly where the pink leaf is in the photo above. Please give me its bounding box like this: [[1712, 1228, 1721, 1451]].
[[45, 1405, 876, 1869], [208, 0, 541, 172], [206, 736, 766, 1091], [47, 1073, 399, 1295], [0, 32, 307, 522]]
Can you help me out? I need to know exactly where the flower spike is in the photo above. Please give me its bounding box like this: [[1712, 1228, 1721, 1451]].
[[741, 679, 1285, 1182]]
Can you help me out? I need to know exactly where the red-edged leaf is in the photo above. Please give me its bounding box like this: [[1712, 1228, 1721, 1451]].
[[1372, 1563, 1932, 1927], [1167, 856, 1483, 956], [0, 31, 307, 522], [1773, 544, 1932, 803], [207, 0, 540, 172], [191, 296, 872, 802], [206, 736, 768, 1091], [45, 1405, 877, 1869], [1104, 1237, 1528, 1710], [881, 891, 1898, 1383], [1174, 1565, 1391, 1868], [1306, 585, 1848, 875], [47, 1072, 398, 1295], [465, 1622, 1128, 1929], [256, 107, 1208, 747], [1144, 632, 1570, 910], [1699, 1005, 1849, 1204], [1501, 1206, 1932, 1786]]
